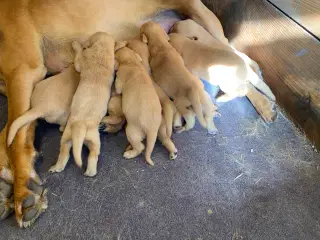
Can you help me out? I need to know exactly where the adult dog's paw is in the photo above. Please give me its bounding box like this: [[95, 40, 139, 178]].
[[0, 179, 14, 221], [16, 180, 48, 228]]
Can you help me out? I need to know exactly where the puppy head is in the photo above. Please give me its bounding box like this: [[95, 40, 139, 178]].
[[140, 21, 170, 44], [84, 32, 115, 49], [115, 47, 143, 65], [127, 39, 150, 71]]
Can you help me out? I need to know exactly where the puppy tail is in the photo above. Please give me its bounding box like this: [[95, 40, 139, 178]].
[[72, 122, 87, 168], [145, 131, 157, 167], [163, 101, 175, 137], [189, 90, 207, 128], [7, 108, 42, 146]]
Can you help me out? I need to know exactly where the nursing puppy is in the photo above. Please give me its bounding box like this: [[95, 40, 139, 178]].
[[140, 22, 218, 134], [115, 46, 161, 166], [169, 33, 254, 102], [49, 32, 115, 177], [7, 66, 80, 146], [170, 20, 276, 122], [126, 39, 178, 160], [100, 89, 126, 134], [170, 20, 275, 101]]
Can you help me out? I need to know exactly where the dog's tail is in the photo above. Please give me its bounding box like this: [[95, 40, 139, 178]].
[[7, 108, 42, 146], [188, 89, 207, 128], [162, 101, 175, 137], [145, 130, 157, 167], [72, 122, 87, 168]]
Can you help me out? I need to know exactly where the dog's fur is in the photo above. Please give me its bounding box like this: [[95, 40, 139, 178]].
[[140, 21, 218, 134], [0, 0, 250, 226], [49, 32, 115, 177], [100, 89, 126, 133], [126, 39, 179, 160], [6, 66, 79, 146], [115, 46, 161, 166], [170, 19, 277, 122]]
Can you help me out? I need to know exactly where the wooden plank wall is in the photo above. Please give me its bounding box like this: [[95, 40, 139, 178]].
[[268, 0, 320, 39], [229, 0, 320, 148]]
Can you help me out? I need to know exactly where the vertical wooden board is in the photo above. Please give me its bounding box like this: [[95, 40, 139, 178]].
[[268, 0, 320, 39], [230, 0, 320, 148]]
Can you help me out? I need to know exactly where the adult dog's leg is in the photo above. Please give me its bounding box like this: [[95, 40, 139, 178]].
[[173, 0, 229, 44], [0, 21, 47, 226]]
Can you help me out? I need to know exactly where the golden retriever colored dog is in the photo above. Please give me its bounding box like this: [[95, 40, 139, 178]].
[[0, 0, 235, 227], [6, 66, 79, 146], [170, 19, 277, 122], [115, 46, 161, 166], [126, 39, 179, 160], [49, 32, 115, 177], [140, 21, 218, 134], [99, 89, 126, 134]]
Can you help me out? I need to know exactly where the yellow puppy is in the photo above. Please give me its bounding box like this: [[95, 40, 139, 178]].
[[170, 19, 275, 102], [100, 89, 126, 133], [49, 32, 115, 177], [7, 66, 79, 146], [127, 39, 179, 160], [140, 21, 218, 134], [115, 46, 161, 166]]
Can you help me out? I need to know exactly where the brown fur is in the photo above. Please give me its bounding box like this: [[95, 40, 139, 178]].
[[126, 39, 179, 160], [140, 21, 218, 134], [49, 32, 115, 177], [0, 0, 237, 226], [115, 46, 161, 166], [100, 89, 126, 134], [7, 66, 79, 146], [170, 19, 277, 122]]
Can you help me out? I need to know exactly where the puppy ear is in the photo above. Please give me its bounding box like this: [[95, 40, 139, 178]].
[[134, 53, 143, 62], [72, 41, 83, 72], [165, 34, 170, 42], [141, 33, 148, 44], [114, 58, 119, 70], [115, 41, 127, 51]]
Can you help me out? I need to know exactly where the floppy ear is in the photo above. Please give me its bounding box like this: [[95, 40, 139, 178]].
[[134, 53, 143, 62], [72, 41, 83, 72], [141, 33, 148, 44], [165, 34, 170, 42], [115, 41, 127, 51], [114, 58, 119, 70]]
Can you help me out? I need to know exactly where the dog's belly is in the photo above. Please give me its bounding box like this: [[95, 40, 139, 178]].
[[35, 0, 183, 73]]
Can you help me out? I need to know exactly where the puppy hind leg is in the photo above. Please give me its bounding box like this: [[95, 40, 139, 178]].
[[174, 98, 195, 133], [123, 125, 145, 160], [84, 129, 101, 177], [49, 127, 72, 173], [158, 122, 177, 160]]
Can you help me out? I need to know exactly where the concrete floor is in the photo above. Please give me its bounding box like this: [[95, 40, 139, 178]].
[[0, 90, 319, 239]]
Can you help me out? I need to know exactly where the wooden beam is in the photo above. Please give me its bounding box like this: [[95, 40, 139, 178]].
[[268, 0, 320, 39], [229, 0, 320, 148]]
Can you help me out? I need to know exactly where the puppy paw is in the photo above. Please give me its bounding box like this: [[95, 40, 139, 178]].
[[48, 164, 65, 173], [170, 151, 178, 160], [174, 126, 186, 134], [123, 150, 140, 159], [84, 169, 97, 177]]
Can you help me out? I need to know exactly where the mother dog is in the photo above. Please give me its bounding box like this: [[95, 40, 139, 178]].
[[0, 0, 272, 227]]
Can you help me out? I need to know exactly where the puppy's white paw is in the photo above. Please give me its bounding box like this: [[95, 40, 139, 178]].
[[170, 151, 178, 160], [123, 150, 139, 159], [84, 169, 97, 177], [48, 164, 65, 173]]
